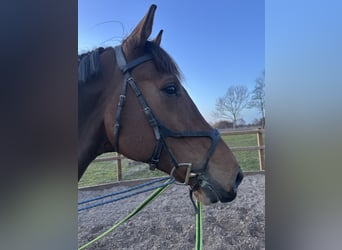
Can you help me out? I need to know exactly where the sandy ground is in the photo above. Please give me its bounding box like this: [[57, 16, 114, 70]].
[[78, 173, 265, 250]]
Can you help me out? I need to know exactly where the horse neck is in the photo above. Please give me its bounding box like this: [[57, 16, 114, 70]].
[[78, 80, 114, 180]]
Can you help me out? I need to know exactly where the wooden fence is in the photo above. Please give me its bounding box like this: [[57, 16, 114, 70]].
[[93, 128, 265, 181], [221, 128, 265, 171]]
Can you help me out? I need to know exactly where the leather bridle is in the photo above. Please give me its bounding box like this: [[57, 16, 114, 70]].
[[113, 45, 221, 184]]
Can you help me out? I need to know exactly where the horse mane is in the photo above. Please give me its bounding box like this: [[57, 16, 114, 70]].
[[78, 47, 105, 85], [78, 42, 182, 85]]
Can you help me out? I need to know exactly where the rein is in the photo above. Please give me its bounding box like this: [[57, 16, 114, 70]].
[[78, 177, 203, 250], [78, 177, 174, 212], [78, 178, 174, 250], [113, 45, 221, 184]]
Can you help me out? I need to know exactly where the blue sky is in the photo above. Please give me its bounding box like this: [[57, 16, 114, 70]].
[[78, 0, 264, 124]]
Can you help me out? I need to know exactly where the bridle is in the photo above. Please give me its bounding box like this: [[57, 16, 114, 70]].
[[113, 45, 221, 185]]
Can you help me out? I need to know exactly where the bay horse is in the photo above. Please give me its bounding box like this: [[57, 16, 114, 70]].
[[78, 5, 243, 205]]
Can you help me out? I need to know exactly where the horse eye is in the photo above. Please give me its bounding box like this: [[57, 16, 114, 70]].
[[162, 84, 179, 96]]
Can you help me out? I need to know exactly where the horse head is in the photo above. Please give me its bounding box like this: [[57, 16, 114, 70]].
[[79, 5, 243, 205]]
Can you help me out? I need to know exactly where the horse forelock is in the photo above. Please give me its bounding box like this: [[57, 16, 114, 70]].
[[144, 41, 183, 81]]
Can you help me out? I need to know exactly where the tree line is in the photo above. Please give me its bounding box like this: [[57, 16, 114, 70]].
[[213, 71, 265, 129]]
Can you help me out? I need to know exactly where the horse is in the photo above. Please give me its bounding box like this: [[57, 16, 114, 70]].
[[78, 4, 243, 205]]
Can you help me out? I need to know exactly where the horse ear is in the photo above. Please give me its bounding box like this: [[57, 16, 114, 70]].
[[123, 4, 157, 51], [152, 29, 163, 46]]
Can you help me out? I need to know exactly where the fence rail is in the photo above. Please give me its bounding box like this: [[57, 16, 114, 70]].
[[93, 128, 265, 181], [225, 128, 265, 171]]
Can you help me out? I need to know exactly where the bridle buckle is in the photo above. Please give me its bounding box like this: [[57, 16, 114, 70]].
[[170, 163, 197, 185]]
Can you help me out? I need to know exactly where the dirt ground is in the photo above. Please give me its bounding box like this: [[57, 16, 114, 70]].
[[78, 173, 265, 250]]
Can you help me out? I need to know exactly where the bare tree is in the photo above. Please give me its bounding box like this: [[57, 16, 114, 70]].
[[214, 85, 250, 129], [249, 71, 265, 128]]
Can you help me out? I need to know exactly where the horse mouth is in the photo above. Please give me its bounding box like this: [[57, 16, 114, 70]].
[[189, 175, 237, 205]]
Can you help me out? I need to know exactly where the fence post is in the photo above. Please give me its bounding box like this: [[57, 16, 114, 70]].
[[256, 128, 265, 170], [117, 152, 122, 181]]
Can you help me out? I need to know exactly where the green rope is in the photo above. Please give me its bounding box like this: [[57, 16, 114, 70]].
[[78, 183, 171, 250], [195, 200, 203, 250], [79, 183, 204, 250]]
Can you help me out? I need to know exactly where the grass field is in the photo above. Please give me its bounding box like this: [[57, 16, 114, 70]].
[[222, 133, 261, 172], [78, 132, 264, 188]]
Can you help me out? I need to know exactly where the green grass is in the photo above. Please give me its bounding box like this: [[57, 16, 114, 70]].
[[222, 134, 262, 172], [79, 133, 264, 188], [78, 155, 166, 188]]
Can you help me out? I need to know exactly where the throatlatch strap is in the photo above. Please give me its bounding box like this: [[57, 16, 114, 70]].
[[113, 73, 129, 152], [113, 46, 153, 152]]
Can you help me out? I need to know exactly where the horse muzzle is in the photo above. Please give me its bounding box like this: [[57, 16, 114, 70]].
[[190, 169, 243, 205]]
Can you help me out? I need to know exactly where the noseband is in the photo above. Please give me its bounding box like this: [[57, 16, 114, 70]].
[[113, 46, 221, 184]]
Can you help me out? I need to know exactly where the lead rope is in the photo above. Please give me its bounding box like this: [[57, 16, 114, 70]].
[[78, 180, 172, 250], [79, 182, 203, 250], [196, 200, 203, 250], [190, 189, 204, 250]]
